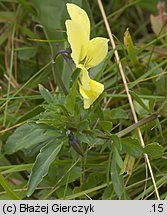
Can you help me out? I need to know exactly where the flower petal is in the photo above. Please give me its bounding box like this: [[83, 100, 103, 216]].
[[66, 3, 90, 34], [66, 3, 90, 65], [79, 72, 104, 109], [79, 67, 90, 90], [65, 20, 85, 65], [84, 37, 109, 69]]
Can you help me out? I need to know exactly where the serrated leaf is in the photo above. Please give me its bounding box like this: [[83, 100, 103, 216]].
[[27, 139, 64, 196], [39, 84, 53, 104], [144, 143, 164, 159]]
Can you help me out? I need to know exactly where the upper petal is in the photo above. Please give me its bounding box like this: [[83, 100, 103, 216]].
[[66, 3, 90, 40], [66, 3, 90, 65], [84, 37, 109, 69], [65, 20, 87, 66]]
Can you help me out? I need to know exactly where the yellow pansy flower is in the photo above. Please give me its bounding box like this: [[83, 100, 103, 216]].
[[65, 3, 108, 108]]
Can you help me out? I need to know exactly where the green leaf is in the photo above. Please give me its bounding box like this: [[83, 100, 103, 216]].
[[111, 159, 124, 198], [81, 173, 105, 190], [121, 137, 143, 158], [27, 139, 63, 196], [130, 91, 150, 112], [30, 0, 82, 54], [158, 101, 167, 117], [65, 81, 77, 114], [111, 134, 121, 150], [102, 185, 113, 200], [110, 108, 128, 119], [16, 106, 44, 123], [0, 174, 20, 200], [113, 145, 123, 168], [39, 84, 53, 104], [100, 120, 113, 132], [4, 123, 54, 154], [17, 46, 37, 60], [155, 119, 164, 139], [144, 143, 164, 159], [95, 105, 104, 120], [78, 132, 96, 146], [78, 120, 89, 131], [55, 166, 81, 187], [149, 98, 155, 113]]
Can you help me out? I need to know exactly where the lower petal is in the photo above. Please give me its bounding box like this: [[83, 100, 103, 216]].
[[79, 67, 90, 90], [79, 78, 104, 109]]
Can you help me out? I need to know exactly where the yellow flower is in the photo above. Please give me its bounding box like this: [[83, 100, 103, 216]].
[[65, 3, 108, 108], [65, 3, 108, 69], [79, 68, 104, 109]]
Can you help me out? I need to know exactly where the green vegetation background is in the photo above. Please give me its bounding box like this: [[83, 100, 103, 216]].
[[0, 0, 167, 200]]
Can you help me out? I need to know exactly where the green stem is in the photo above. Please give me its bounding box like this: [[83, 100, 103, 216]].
[[51, 62, 68, 95], [107, 94, 165, 100], [51, 49, 72, 96], [97, 113, 159, 140], [116, 113, 159, 138]]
